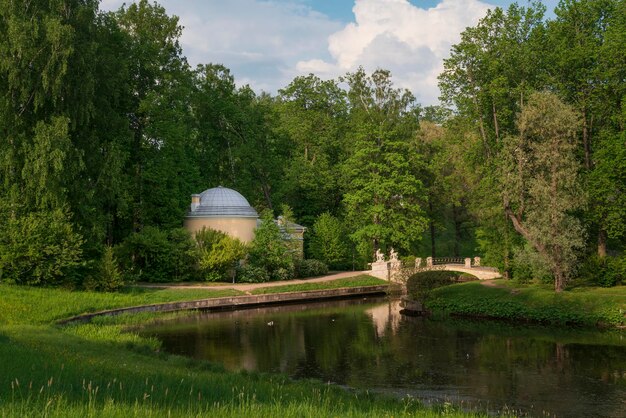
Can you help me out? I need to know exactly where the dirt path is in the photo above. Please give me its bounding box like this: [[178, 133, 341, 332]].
[[137, 271, 372, 295], [480, 279, 504, 287]]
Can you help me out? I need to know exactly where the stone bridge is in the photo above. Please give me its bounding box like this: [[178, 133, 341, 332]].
[[368, 255, 502, 282]]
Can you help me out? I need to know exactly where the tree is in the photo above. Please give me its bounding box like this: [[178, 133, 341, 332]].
[[248, 209, 293, 280], [309, 213, 351, 269], [115, 0, 193, 231], [276, 75, 348, 224], [84, 246, 124, 292], [501, 92, 585, 291], [341, 68, 427, 260], [0, 205, 83, 286], [195, 228, 247, 282], [549, 0, 626, 256], [439, 2, 547, 153]]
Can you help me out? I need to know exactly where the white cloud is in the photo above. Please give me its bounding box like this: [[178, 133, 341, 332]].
[[100, 0, 495, 104], [101, 0, 342, 95], [297, 0, 491, 105]]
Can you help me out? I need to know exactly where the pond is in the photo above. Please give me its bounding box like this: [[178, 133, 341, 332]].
[[141, 297, 626, 417]]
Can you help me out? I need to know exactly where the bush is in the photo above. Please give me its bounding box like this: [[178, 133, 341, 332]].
[[84, 246, 124, 291], [406, 270, 459, 301], [235, 264, 270, 283], [0, 206, 83, 286], [195, 227, 247, 282], [511, 244, 552, 284], [578, 255, 625, 287], [295, 259, 329, 278], [116, 227, 198, 283], [248, 209, 294, 281], [308, 213, 351, 269]]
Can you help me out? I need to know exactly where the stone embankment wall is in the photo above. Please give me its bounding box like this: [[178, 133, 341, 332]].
[[58, 285, 389, 325]]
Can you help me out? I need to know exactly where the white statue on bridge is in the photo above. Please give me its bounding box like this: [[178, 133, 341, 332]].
[[375, 248, 385, 263], [389, 247, 398, 262]]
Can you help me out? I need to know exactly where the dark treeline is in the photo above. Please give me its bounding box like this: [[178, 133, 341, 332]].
[[0, 0, 624, 291]]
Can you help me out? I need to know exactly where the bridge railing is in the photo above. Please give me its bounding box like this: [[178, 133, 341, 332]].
[[432, 257, 465, 265], [417, 256, 482, 268]]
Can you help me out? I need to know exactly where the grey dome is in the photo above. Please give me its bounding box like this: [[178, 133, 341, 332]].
[[188, 186, 258, 218]]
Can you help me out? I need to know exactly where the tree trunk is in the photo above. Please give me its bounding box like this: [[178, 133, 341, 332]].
[[554, 268, 566, 293], [597, 228, 607, 258], [261, 182, 273, 210], [492, 101, 500, 142], [429, 197, 436, 258], [452, 204, 461, 257], [582, 108, 591, 170]]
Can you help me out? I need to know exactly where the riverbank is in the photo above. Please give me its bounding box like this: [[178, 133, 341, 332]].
[[425, 280, 626, 328], [0, 281, 484, 417]]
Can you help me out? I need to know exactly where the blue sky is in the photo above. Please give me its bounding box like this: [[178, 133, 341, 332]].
[[101, 0, 560, 105]]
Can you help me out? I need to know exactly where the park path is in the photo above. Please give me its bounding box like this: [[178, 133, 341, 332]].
[[137, 271, 371, 295]]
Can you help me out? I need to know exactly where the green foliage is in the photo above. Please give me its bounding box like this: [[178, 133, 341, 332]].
[[427, 281, 626, 327], [195, 228, 247, 282], [248, 209, 294, 281], [577, 256, 626, 287], [83, 246, 124, 292], [276, 75, 348, 223], [400, 255, 417, 267], [341, 68, 427, 259], [294, 259, 329, 278], [0, 206, 83, 286], [406, 270, 460, 301], [308, 212, 351, 269], [116, 227, 198, 283], [235, 265, 270, 283], [501, 92, 585, 291], [511, 244, 553, 284]]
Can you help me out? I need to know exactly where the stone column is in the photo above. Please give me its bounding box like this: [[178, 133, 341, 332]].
[[369, 261, 390, 280], [464, 258, 472, 268], [426, 257, 433, 267], [474, 257, 481, 267], [388, 260, 402, 281], [415, 257, 422, 268]]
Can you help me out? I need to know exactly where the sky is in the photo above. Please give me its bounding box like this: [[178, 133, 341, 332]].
[[100, 0, 560, 105]]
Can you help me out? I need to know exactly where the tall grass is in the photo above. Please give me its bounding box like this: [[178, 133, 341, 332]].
[[0, 284, 243, 325], [0, 283, 485, 417]]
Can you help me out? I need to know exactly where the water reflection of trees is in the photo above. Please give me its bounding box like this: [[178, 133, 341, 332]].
[[146, 299, 626, 417]]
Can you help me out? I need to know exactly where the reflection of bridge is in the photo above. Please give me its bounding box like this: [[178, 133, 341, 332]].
[[369, 256, 502, 282]]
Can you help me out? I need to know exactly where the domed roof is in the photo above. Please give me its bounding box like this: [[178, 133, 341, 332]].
[[188, 186, 258, 218]]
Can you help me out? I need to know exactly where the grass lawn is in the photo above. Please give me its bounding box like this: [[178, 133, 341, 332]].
[[426, 280, 626, 327], [250, 275, 388, 295], [0, 285, 244, 325], [0, 283, 483, 417]]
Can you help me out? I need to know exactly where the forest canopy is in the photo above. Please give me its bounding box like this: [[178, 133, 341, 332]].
[[0, 0, 624, 291]]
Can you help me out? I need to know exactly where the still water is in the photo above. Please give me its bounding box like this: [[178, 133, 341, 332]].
[[141, 297, 626, 417]]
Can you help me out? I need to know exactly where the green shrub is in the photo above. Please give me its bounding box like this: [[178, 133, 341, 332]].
[[308, 213, 351, 269], [116, 227, 198, 283], [236, 264, 270, 283], [578, 255, 625, 287], [84, 246, 124, 291], [0, 206, 83, 286], [295, 259, 329, 278], [248, 209, 294, 281], [406, 270, 459, 301], [511, 244, 552, 284], [272, 265, 295, 281], [195, 227, 247, 282]]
